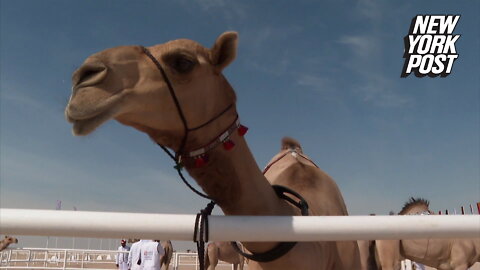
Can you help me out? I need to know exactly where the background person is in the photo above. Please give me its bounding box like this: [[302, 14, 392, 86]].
[[116, 239, 130, 270], [128, 239, 144, 270], [139, 240, 165, 270]]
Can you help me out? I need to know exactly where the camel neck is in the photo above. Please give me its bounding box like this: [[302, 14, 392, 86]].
[[184, 133, 291, 216]]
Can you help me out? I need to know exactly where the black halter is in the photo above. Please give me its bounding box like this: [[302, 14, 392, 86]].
[[141, 46, 233, 156], [141, 46, 234, 200]]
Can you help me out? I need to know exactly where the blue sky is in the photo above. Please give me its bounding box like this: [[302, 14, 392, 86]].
[[1, 1, 478, 249]]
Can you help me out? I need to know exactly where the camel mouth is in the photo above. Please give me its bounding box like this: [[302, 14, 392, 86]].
[[69, 107, 116, 136], [66, 89, 125, 135]]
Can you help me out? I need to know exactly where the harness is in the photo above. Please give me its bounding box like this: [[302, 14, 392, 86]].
[[141, 46, 310, 266], [263, 148, 319, 174]]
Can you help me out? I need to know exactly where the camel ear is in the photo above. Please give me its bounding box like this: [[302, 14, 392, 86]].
[[210, 31, 238, 72]]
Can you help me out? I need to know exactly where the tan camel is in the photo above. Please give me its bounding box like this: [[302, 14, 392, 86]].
[[369, 239, 401, 270], [374, 198, 480, 270], [160, 240, 173, 270], [262, 137, 362, 270], [205, 242, 245, 270], [0, 236, 18, 251], [358, 214, 401, 270], [65, 31, 362, 270], [357, 239, 388, 270]]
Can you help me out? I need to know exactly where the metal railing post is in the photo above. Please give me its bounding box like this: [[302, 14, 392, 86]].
[[26, 249, 31, 267], [81, 251, 84, 269], [7, 250, 12, 266], [62, 250, 67, 270]]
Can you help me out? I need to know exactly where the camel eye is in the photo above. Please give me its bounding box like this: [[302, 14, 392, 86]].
[[175, 58, 195, 73], [163, 52, 197, 74], [169, 56, 196, 73]]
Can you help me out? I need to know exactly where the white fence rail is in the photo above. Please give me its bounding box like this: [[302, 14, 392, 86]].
[[1, 208, 479, 241], [0, 247, 126, 270], [0, 248, 234, 270]]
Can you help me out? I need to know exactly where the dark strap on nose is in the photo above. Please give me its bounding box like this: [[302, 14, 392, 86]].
[[141, 46, 235, 201], [141, 46, 189, 156]]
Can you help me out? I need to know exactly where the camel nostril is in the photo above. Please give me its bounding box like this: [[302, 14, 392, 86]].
[[79, 69, 99, 83], [73, 62, 107, 87]]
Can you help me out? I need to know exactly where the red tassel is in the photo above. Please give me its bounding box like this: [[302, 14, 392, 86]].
[[238, 125, 248, 136], [223, 140, 235, 150], [194, 155, 209, 168]]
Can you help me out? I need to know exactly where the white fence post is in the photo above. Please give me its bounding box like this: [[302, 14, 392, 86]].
[[62, 250, 67, 270]]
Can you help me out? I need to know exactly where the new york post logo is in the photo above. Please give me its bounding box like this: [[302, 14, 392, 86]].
[[401, 15, 460, 78]]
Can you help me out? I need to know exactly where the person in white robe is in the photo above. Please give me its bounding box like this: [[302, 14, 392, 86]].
[[139, 240, 165, 270], [116, 239, 130, 270], [128, 239, 146, 270]]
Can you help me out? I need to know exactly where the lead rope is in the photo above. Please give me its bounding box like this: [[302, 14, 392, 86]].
[[141, 46, 220, 269], [157, 144, 212, 200], [193, 201, 216, 270]]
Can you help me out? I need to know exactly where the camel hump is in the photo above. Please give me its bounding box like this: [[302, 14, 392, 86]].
[[281, 137, 303, 153]]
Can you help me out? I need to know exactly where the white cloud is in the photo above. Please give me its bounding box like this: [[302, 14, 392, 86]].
[[1, 87, 48, 112], [356, 0, 383, 22], [194, 0, 227, 10], [355, 73, 412, 108], [179, 0, 247, 21], [296, 74, 332, 92], [338, 33, 411, 107], [246, 55, 290, 76], [338, 35, 378, 59], [243, 25, 303, 51], [240, 25, 303, 76]]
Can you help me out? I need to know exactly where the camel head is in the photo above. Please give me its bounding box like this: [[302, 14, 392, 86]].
[[65, 32, 238, 152], [3, 236, 18, 244], [399, 197, 434, 215], [264, 137, 304, 170]]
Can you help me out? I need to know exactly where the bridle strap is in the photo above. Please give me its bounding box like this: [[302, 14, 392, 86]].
[[189, 104, 234, 131], [141, 46, 234, 157], [263, 149, 319, 174], [141, 46, 189, 156], [141, 46, 234, 200]]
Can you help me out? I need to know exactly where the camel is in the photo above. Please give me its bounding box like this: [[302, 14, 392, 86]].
[[0, 236, 18, 251], [374, 198, 480, 270], [160, 240, 173, 270], [64, 31, 363, 270], [205, 242, 246, 270], [358, 214, 401, 270], [357, 239, 386, 270], [368, 239, 401, 270]]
